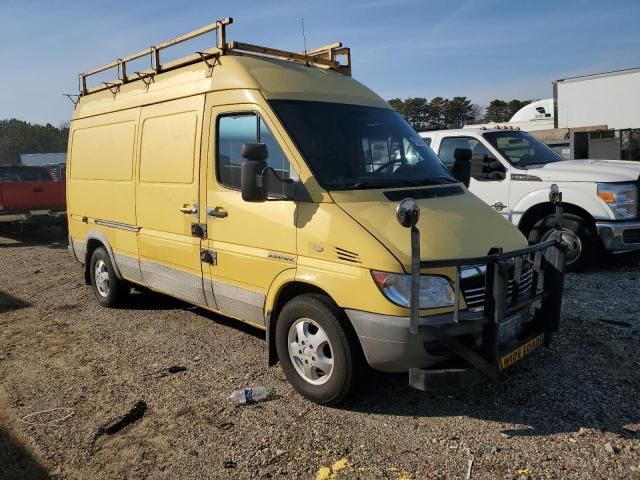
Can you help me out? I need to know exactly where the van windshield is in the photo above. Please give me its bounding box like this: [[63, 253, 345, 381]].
[[269, 100, 454, 190], [483, 131, 564, 168]]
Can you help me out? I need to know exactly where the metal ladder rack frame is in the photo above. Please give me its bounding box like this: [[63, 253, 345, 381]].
[[78, 18, 352, 96]]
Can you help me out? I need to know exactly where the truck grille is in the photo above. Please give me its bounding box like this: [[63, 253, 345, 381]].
[[460, 263, 535, 312]]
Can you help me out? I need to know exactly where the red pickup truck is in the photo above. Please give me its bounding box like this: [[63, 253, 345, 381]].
[[0, 166, 66, 229]]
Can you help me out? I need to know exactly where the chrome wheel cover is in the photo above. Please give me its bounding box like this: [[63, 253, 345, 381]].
[[287, 318, 334, 385], [542, 227, 582, 265], [94, 259, 110, 297]]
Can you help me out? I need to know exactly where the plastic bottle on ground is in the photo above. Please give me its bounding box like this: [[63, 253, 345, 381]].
[[228, 386, 268, 404]]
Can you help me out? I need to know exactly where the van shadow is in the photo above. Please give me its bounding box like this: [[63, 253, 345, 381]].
[[0, 291, 31, 314], [343, 316, 639, 439], [0, 427, 48, 480], [125, 289, 265, 341], [0, 224, 68, 250]]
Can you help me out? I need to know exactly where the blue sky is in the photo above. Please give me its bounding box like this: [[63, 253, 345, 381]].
[[1, 0, 639, 125]]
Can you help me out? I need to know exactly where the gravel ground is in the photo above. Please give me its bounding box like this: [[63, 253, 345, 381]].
[[1, 227, 639, 480]]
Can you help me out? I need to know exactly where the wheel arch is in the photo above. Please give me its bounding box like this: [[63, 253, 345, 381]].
[[265, 280, 362, 367], [83, 230, 123, 284], [517, 201, 597, 237]]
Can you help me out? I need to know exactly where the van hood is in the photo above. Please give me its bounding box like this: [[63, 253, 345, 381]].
[[524, 159, 640, 182], [330, 187, 528, 270]]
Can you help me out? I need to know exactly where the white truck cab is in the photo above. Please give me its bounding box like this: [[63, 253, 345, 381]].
[[420, 128, 640, 270]]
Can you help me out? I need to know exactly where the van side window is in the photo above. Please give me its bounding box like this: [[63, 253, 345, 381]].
[[438, 137, 492, 169], [217, 113, 295, 195]]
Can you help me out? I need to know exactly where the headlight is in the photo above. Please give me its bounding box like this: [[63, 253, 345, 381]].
[[597, 183, 638, 220], [371, 271, 455, 309]]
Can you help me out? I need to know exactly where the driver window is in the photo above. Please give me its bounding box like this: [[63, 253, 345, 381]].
[[439, 136, 505, 181], [217, 113, 297, 195], [439, 137, 492, 168]]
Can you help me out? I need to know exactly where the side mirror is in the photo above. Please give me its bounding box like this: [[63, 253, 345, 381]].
[[240, 143, 269, 202], [396, 198, 420, 228], [452, 148, 472, 187]]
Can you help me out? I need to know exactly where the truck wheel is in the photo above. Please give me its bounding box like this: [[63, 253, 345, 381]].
[[275, 294, 361, 405], [89, 247, 127, 307], [528, 213, 599, 272]]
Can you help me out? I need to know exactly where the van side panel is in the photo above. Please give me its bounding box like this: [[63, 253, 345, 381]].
[[67, 108, 140, 262], [136, 95, 206, 306]]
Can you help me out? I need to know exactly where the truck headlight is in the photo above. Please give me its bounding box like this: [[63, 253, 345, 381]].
[[597, 183, 638, 220], [371, 271, 455, 309]]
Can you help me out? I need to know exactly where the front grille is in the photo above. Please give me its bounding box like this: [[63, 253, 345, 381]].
[[460, 263, 535, 312], [623, 228, 640, 245]]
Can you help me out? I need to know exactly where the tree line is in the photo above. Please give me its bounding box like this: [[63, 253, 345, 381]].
[[0, 119, 69, 165], [388, 97, 532, 131]]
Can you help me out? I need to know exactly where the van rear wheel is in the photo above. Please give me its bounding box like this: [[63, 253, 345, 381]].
[[275, 294, 360, 405], [89, 247, 127, 307]]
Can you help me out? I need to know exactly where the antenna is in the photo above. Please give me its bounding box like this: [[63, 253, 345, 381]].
[[301, 17, 309, 65]]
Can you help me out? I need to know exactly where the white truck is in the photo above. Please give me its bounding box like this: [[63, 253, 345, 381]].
[[420, 128, 640, 270]]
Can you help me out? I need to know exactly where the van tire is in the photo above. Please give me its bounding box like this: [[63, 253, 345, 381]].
[[89, 247, 127, 307], [275, 294, 360, 406], [528, 213, 599, 272]]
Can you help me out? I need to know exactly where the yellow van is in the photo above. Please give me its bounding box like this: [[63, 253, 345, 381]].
[[67, 19, 566, 404]]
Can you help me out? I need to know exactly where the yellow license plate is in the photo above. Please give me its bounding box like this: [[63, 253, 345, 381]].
[[499, 333, 545, 370]]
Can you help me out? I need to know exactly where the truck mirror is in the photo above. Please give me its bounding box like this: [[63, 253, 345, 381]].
[[240, 143, 269, 202], [549, 183, 561, 204], [452, 148, 472, 187]]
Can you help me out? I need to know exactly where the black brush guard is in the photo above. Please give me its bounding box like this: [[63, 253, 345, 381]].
[[398, 187, 567, 390]]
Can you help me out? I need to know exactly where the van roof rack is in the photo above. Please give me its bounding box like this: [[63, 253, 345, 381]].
[[78, 18, 351, 96]]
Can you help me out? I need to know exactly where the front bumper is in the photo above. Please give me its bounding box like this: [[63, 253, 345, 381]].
[[596, 220, 640, 251], [350, 239, 567, 390]]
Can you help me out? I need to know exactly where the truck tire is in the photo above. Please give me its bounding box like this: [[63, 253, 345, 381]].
[[89, 247, 128, 307], [528, 213, 599, 272], [275, 294, 361, 405]]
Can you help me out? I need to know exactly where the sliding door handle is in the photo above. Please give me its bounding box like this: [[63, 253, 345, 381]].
[[179, 204, 198, 214]]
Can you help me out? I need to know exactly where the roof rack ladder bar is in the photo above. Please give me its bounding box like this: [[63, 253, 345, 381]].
[[151, 46, 160, 73], [79, 18, 233, 95], [118, 59, 127, 83]]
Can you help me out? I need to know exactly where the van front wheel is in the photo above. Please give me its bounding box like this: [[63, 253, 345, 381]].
[[528, 213, 599, 272], [89, 247, 127, 307], [275, 294, 359, 405]]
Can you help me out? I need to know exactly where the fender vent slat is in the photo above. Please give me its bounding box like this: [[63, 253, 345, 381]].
[[335, 247, 361, 263]]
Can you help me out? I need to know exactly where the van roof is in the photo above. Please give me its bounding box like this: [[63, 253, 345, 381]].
[[72, 19, 389, 120]]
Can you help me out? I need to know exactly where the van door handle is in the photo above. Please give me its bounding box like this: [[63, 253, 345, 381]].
[[208, 207, 228, 218], [179, 204, 198, 214]]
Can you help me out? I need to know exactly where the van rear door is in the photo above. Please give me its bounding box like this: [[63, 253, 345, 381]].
[[136, 95, 209, 306]]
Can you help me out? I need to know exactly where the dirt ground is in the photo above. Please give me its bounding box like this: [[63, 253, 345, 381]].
[[1, 227, 639, 479]]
